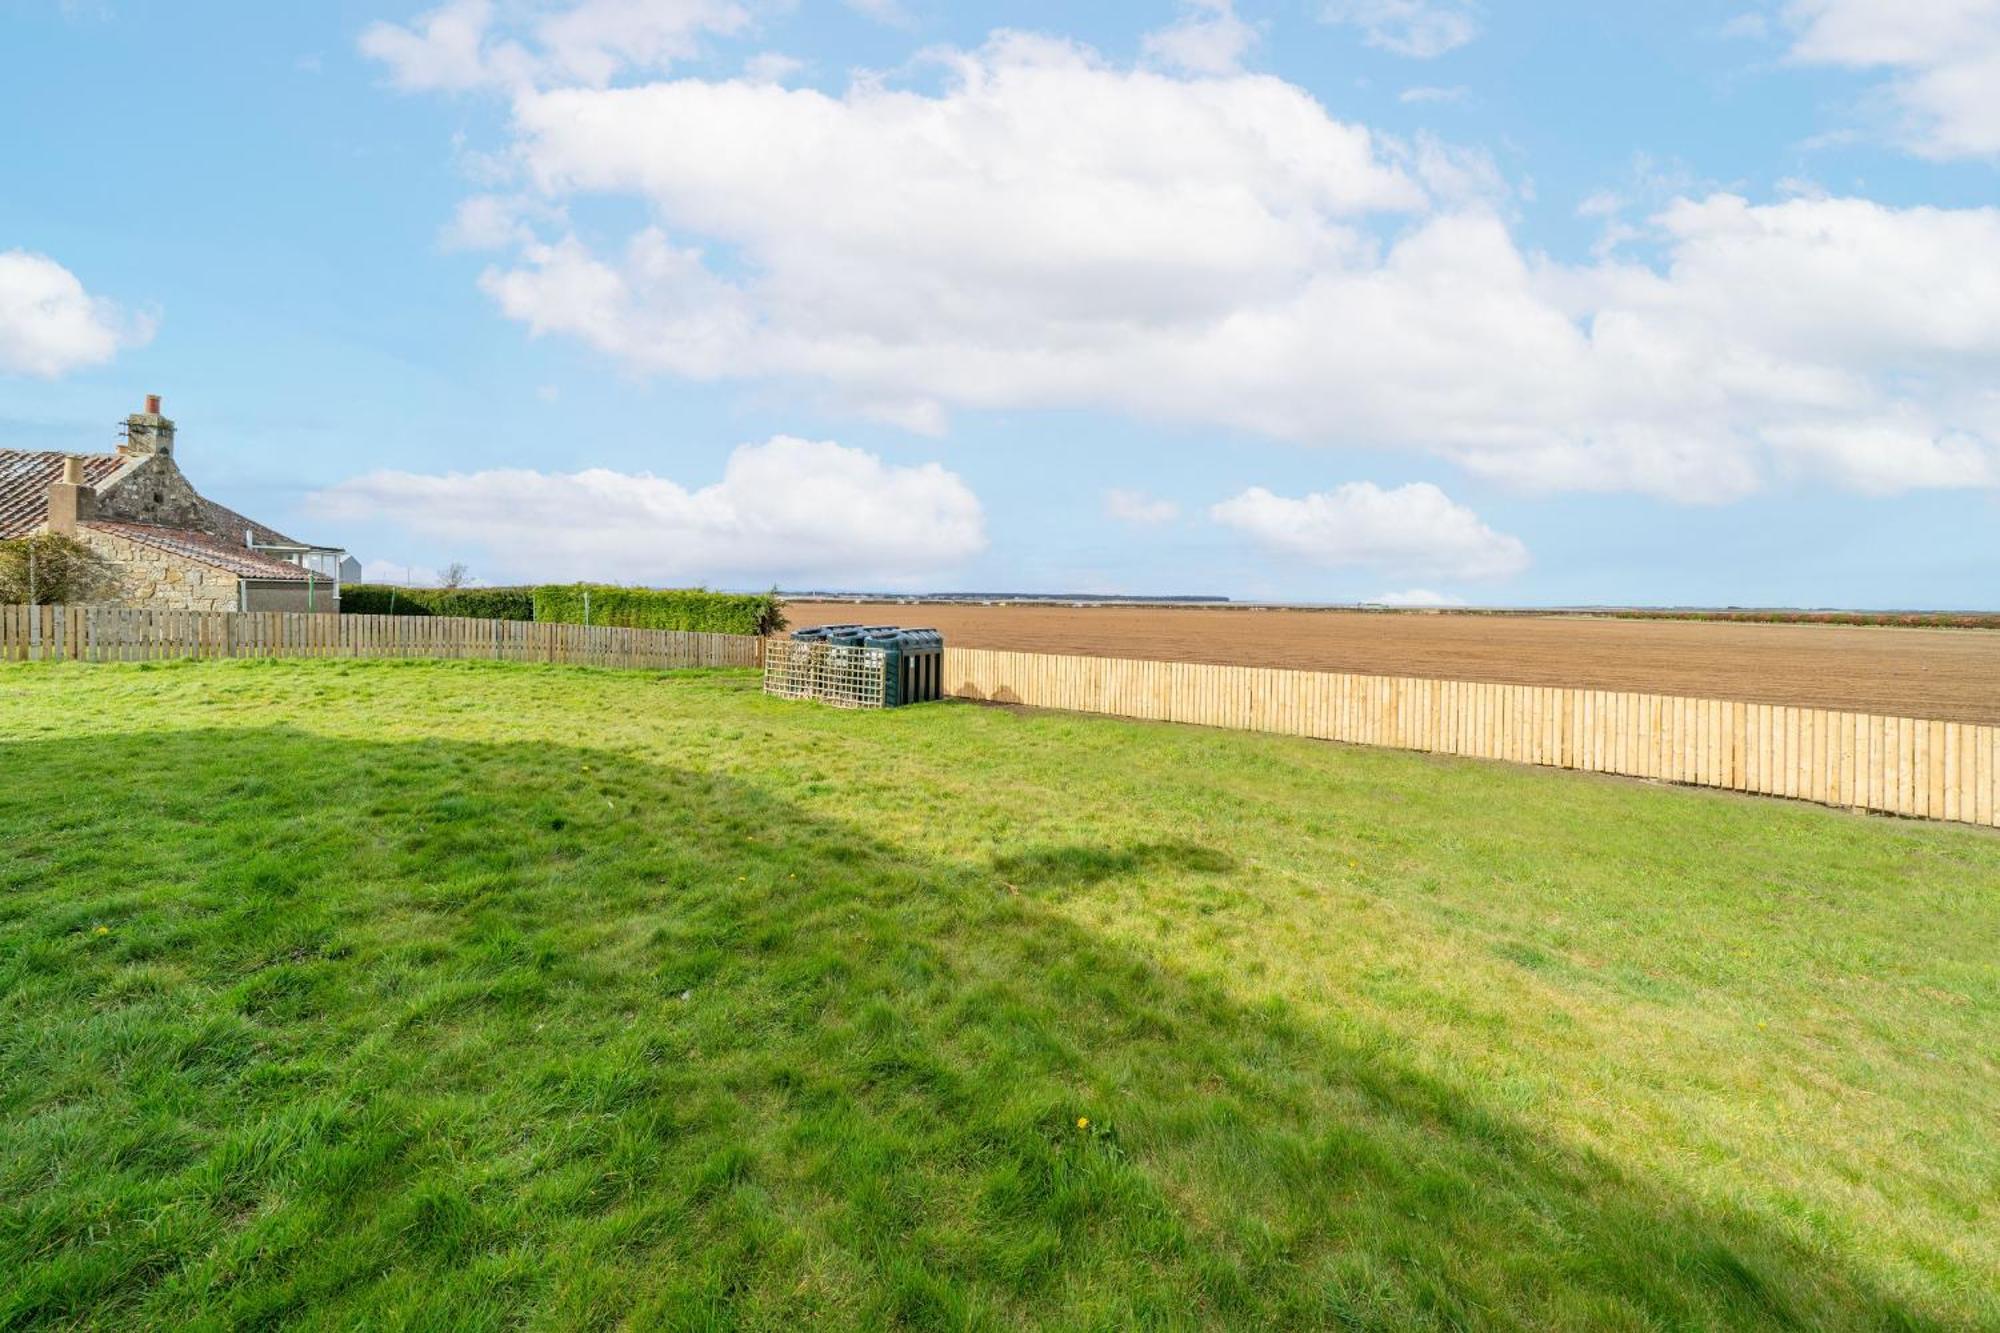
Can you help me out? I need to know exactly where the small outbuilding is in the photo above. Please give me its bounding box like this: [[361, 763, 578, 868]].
[[0, 395, 345, 613]]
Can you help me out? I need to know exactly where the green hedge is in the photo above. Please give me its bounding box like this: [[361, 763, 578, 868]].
[[341, 582, 783, 635], [340, 585, 536, 620], [531, 585, 786, 636]]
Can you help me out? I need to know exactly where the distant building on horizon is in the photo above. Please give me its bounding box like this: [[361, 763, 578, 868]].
[[0, 395, 346, 612]]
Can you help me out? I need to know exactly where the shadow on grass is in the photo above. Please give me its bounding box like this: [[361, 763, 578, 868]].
[[993, 840, 1237, 889], [0, 724, 1948, 1330]]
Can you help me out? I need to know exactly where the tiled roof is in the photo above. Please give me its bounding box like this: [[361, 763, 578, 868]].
[[81, 521, 319, 581], [3, 445, 338, 561], [0, 451, 126, 538], [200, 496, 312, 551]]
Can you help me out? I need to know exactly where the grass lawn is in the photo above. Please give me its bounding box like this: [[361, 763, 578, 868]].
[[1, 659, 1996, 1330]]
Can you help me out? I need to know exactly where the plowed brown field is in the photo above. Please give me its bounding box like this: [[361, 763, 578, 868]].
[[785, 602, 2000, 725]]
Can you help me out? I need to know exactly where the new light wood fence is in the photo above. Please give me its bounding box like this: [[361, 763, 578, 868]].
[[944, 647, 1999, 830], [0, 606, 762, 671]]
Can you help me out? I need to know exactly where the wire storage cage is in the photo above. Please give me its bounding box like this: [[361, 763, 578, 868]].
[[763, 624, 944, 708], [762, 638, 890, 708]]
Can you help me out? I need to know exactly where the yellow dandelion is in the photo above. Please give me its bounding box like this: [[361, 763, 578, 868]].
[[93, 925, 110, 936], [1077, 1117, 1089, 1129]]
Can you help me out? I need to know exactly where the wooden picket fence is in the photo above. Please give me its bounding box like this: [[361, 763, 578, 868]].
[[9, 607, 1991, 829], [944, 647, 1999, 830], [0, 605, 763, 672]]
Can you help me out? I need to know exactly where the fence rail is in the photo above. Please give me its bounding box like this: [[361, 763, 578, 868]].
[[0, 606, 762, 671], [944, 647, 1999, 831]]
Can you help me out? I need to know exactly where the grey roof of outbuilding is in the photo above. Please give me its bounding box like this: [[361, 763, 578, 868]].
[[197, 496, 318, 552]]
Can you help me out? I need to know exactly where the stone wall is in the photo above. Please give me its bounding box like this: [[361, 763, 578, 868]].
[[90, 453, 211, 531], [78, 527, 239, 612]]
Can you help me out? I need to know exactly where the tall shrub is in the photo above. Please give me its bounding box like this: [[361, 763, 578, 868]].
[[340, 585, 536, 620], [0, 534, 117, 604], [532, 585, 785, 636]]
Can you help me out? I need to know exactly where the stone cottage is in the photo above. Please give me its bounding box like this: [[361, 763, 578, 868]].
[[0, 395, 345, 613]]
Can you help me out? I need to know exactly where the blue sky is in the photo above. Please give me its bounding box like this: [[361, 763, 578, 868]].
[[3, 0, 1996, 605]]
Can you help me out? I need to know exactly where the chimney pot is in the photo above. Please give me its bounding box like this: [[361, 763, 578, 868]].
[[61, 456, 84, 485], [121, 398, 175, 457]]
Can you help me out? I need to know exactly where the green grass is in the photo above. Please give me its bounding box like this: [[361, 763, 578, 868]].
[[1, 659, 1995, 1330]]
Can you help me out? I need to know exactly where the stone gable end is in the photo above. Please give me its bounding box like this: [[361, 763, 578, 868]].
[[92, 453, 211, 531]]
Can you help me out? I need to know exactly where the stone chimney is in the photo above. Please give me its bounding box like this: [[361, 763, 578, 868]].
[[46, 456, 96, 536], [120, 393, 175, 458]]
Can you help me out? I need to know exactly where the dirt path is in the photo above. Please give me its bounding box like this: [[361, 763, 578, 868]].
[[784, 602, 2000, 725]]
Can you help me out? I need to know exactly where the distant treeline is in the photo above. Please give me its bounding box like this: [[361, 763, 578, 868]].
[[1573, 609, 2000, 631], [783, 591, 1230, 605], [341, 584, 785, 637]]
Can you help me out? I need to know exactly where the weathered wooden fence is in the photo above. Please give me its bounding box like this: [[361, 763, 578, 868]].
[[0, 606, 762, 671], [944, 647, 1999, 830]]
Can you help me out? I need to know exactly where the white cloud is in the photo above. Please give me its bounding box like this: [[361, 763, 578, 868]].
[[843, 0, 912, 26], [311, 436, 987, 587], [1785, 0, 2000, 159], [1143, 0, 1259, 76], [0, 250, 151, 378], [440, 193, 559, 250], [359, 558, 446, 586], [1372, 588, 1467, 606], [1321, 0, 1481, 58], [1719, 12, 1770, 40], [1764, 418, 1998, 494], [384, 23, 2000, 504], [478, 230, 754, 379], [1104, 488, 1181, 524], [1212, 481, 1529, 580], [1576, 190, 1623, 219], [1399, 83, 1469, 103], [361, 0, 748, 92], [742, 51, 805, 84], [362, 0, 518, 90]]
